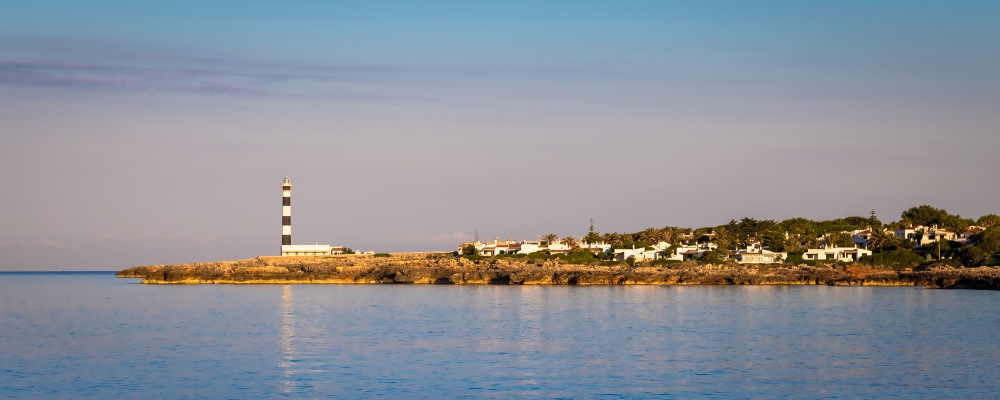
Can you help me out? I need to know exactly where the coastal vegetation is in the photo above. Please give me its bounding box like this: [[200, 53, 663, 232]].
[[470, 205, 998, 270], [116, 205, 1000, 288]]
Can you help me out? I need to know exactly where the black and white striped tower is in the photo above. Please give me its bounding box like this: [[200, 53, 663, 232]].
[[281, 176, 292, 247]]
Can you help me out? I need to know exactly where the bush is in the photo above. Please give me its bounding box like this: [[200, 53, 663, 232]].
[[698, 250, 729, 265], [526, 251, 555, 261], [557, 249, 602, 265], [374, 253, 391, 257], [861, 249, 924, 270]]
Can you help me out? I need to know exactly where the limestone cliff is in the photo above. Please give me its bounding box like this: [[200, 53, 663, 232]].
[[116, 253, 1000, 289]]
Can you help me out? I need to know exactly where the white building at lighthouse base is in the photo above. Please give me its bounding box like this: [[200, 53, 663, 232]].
[[280, 244, 346, 256]]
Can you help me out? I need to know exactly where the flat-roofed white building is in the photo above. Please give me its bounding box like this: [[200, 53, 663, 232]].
[[281, 244, 346, 256], [803, 246, 872, 262], [736, 244, 787, 264]]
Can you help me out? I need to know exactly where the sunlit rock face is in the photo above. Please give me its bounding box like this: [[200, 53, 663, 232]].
[[116, 254, 1000, 290]]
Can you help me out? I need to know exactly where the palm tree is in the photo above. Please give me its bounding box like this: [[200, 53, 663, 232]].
[[621, 233, 634, 247], [639, 228, 657, 245], [659, 227, 682, 245], [600, 233, 613, 244], [608, 232, 624, 246], [714, 226, 732, 250], [542, 233, 559, 245], [562, 236, 579, 249]]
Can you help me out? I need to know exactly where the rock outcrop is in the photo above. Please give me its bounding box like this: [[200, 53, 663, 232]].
[[116, 253, 1000, 289]]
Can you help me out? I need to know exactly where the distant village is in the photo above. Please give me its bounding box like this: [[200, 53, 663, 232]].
[[275, 179, 998, 268], [455, 206, 1000, 268]]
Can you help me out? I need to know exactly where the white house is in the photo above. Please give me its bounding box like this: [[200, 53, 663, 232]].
[[517, 240, 545, 255], [614, 246, 659, 262], [894, 225, 956, 246], [955, 227, 985, 245], [581, 242, 612, 254], [735, 244, 787, 264], [479, 239, 521, 256], [802, 245, 872, 262], [546, 242, 572, 254], [850, 229, 871, 248]]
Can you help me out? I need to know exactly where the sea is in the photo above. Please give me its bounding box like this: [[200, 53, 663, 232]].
[[1, 272, 999, 398]]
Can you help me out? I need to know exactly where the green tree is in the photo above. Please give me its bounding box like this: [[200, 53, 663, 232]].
[[761, 228, 788, 252], [826, 232, 855, 248], [867, 228, 899, 251], [542, 233, 559, 246], [714, 227, 734, 251], [562, 236, 579, 249], [639, 228, 658, 245], [977, 227, 1000, 254], [867, 209, 883, 230], [901, 205, 948, 226], [977, 214, 1000, 228], [657, 226, 682, 245], [900, 205, 971, 231], [584, 219, 600, 244], [778, 218, 815, 236], [843, 216, 871, 228], [461, 244, 477, 256]]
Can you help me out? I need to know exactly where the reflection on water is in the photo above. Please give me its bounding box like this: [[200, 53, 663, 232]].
[[2, 273, 1000, 398], [279, 285, 295, 393]]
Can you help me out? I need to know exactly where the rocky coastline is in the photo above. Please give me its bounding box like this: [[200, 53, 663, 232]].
[[116, 253, 1000, 289]]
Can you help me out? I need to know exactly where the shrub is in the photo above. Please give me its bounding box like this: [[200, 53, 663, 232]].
[[526, 251, 555, 261], [861, 249, 924, 270], [374, 253, 391, 257]]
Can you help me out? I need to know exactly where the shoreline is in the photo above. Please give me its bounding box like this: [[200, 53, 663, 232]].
[[117, 253, 1000, 289]]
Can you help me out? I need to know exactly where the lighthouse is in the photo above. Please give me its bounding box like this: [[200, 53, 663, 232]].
[[281, 176, 292, 246], [279, 177, 343, 256]]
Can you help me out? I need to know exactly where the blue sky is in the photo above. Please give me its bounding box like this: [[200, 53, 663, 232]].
[[2, 1, 998, 270]]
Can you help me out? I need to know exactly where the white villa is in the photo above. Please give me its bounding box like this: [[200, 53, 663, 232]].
[[735, 243, 787, 264], [955, 227, 985, 245], [802, 245, 872, 262], [457, 239, 611, 257], [613, 241, 719, 263], [613, 245, 659, 262], [894, 225, 956, 246]]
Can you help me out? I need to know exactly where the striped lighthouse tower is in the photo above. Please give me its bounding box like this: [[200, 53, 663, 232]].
[[281, 176, 292, 248]]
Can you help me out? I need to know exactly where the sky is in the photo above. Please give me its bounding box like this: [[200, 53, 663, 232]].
[[2, 1, 999, 270]]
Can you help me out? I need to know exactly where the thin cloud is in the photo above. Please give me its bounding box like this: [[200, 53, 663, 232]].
[[0, 59, 424, 95], [39, 238, 61, 248], [0, 239, 10, 248]]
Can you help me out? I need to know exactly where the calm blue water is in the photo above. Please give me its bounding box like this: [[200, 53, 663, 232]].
[[2, 273, 999, 398]]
